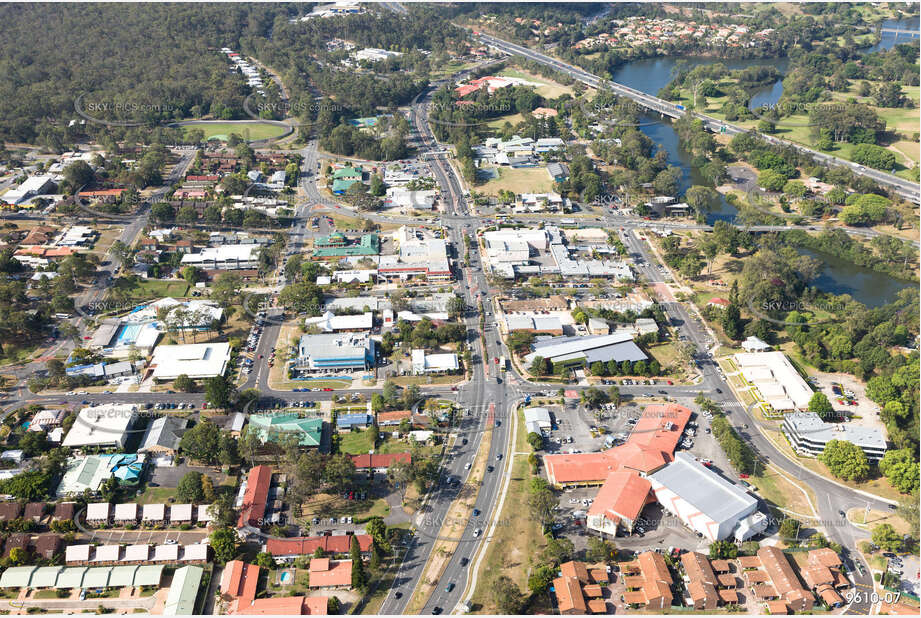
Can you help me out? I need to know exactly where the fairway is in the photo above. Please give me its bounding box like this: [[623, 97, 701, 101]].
[[182, 121, 288, 142]]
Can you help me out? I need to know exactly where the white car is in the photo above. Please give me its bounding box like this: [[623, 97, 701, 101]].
[[473, 528, 481, 537]]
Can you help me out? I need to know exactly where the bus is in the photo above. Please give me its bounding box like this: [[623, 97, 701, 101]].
[[499, 356, 507, 372]]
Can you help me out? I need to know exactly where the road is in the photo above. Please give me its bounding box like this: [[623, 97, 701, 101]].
[[475, 31, 921, 205]]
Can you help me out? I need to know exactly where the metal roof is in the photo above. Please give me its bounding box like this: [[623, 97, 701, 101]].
[[55, 567, 87, 589], [133, 565, 164, 587], [0, 566, 37, 588], [82, 567, 111, 589], [108, 566, 139, 588], [164, 566, 203, 615], [649, 452, 757, 525]]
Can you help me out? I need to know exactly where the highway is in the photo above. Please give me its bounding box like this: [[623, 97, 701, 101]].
[[475, 31, 921, 205]]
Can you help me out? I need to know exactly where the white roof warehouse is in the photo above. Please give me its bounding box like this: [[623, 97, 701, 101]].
[[62, 404, 138, 450], [649, 452, 765, 542], [149, 343, 232, 380]]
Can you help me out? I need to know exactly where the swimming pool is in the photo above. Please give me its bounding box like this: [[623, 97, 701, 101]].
[[115, 322, 143, 345], [279, 570, 293, 584]]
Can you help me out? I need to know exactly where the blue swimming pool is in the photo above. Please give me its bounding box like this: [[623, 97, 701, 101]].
[[115, 322, 143, 344]]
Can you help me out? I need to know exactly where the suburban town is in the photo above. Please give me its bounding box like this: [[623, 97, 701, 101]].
[[0, 1, 918, 616]]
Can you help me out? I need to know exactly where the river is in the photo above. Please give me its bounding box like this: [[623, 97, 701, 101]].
[[603, 20, 917, 304], [797, 248, 912, 308]]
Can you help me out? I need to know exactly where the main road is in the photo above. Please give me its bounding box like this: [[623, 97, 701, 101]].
[[475, 31, 921, 205]]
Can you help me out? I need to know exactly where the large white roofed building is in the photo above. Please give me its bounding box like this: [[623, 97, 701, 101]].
[[149, 343, 231, 380]]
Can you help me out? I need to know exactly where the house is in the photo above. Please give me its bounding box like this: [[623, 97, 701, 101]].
[[238, 466, 273, 530], [219, 560, 323, 616], [754, 546, 815, 612], [0, 502, 22, 522], [264, 535, 373, 560], [142, 503, 167, 524], [682, 552, 720, 610], [336, 413, 373, 431], [85, 503, 111, 525], [350, 452, 411, 474], [308, 558, 353, 589], [626, 551, 673, 609], [376, 410, 412, 427], [547, 162, 570, 183]]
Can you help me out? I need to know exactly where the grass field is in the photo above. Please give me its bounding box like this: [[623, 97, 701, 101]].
[[182, 122, 288, 142], [478, 165, 552, 195], [497, 67, 575, 98], [338, 429, 375, 454], [469, 407, 543, 612], [110, 278, 190, 301]]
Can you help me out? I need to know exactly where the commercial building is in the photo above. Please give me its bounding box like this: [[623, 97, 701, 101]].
[[523, 407, 552, 435], [377, 226, 451, 283], [56, 454, 146, 496], [504, 315, 564, 335], [385, 187, 436, 211], [4, 175, 56, 204], [305, 311, 373, 333], [734, 352, 813, 411], [137, 416, 187, 464], [62, 404, 138, 449], [249, 414, 323, 447], [296, 333, 376, 372], [782, 412, 887, 461], [410, 349, 459, 374], [524, 332, 647, 368], [649, 452, 765, 542], [586, 470, 653, 536], [180, 244, 261, 270], [148, 342, 232, 380], [313, 232, 380, 259]]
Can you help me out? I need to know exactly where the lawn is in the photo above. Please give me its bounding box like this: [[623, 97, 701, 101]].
[[338, 429, 375, 454], [182, 122, 288, 142], [748, 463, 817, 520], [391, 374, 463, 387], [299, 492, 391, 522], [478, 166, 552, 196], [110, 278, 190, 302], [135, 486, 178, 504], [470, 407, 544, 612], [486, 112, 524, 130], [496, 67, 575, 98]]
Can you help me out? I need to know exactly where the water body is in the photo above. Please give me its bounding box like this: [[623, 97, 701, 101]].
[[862, 17, 921, 55], [604, 44, 915, 303], [797, 247, 912, 308], [605, 18, 920, 216]]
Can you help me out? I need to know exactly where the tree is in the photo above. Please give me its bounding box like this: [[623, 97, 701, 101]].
[[586, 537, 616, 562], [210, 527, 239, 563], [581, 387, 609, 409], [327, 597, 341, 614], [758, 169, 787, 191], [808, 392, 835, 420], [64, 160, 95, 193], [541, 537, 575, 566], [254, 552, 275, 568], [174, 373, 195, 393], [205, 375, 235, 409], [528, 564, 556, 594], [818, 440, 870, 481], [526, 432, 543, 451], [176, 471, 205, 503], [779, 518, 801, 543], [350, 535, 368, 590], [852, 143, 897, 171], [179, 421, 221, 465], [388, 459, 414, 504], [871, 523, 903, 552], [366, 517, 389, 554], [709, 540, 738, 559], [490, 575, 524, 614], [878, 449, 920, 494]]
